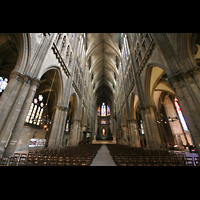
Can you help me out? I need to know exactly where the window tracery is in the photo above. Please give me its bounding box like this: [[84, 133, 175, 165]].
[[25, 94, 45, 126], [97, 103, 111, 117], [101, 103, 106, 116]]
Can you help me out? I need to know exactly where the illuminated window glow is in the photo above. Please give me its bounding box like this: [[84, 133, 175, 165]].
[[101, 119, 106, 124], [97, 106, 100, 116], [101, 103, 106, 116], [0, 77, 8, 94], [107, 105, 110, 116], [97, 103, 111, 117], [102, 128, 105, 135], [174, 97, 189, 131], [26, 95, 44, 126]]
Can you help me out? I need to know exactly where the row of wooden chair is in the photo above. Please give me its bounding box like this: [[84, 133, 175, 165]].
[[112, 155, 200, 166], [107, 144, 200, 166], [0, 144, 102, 166]]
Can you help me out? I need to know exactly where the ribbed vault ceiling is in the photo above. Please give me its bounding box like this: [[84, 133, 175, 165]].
[[86, 33, 121, 106]]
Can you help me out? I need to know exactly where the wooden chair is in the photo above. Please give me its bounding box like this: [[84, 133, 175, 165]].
[[18, 157, 27, 166], [9, 156, 19, 166], [0, 156, 9, 166], [184, 157, 194, 166], [194, 157, 200, 166]]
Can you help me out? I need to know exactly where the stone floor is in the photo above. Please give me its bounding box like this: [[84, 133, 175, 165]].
[[90, 144, 116, 166]]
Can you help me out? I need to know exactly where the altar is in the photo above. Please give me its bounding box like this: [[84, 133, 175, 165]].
[[101, 135, 107, 140]]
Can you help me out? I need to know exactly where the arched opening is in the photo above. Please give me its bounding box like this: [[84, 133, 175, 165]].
[[19, 68, 61, 150], [77, 106, 88, 144], [148, 65, 195, 151], [124, 106, 129, 145], [95, 82, 113, 142], [66, 93, 78, 146], [129, 93, 141, 147], [0, 33, 19, 96], [96, 102, 112, 140], [62, 101, 73, 147], [136, 106, 146, 147], [158, 94, 194, 150]]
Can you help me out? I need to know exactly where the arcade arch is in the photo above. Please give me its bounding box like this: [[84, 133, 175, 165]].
[[13, 68, 62, 152], [145, 65, 194, 150]]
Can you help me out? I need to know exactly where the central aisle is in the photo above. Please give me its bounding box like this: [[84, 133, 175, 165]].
[[90, 145, 116, 166]]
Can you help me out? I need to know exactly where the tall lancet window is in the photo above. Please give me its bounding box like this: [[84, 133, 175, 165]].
[[101, 103, 106, 116], [107, 105, 110, 116], [174, 97, 189, 132], [97, 105, 101, 116], [25, 95, 44, 126]]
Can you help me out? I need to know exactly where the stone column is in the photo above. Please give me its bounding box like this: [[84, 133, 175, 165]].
[[47, 106, 62, 148], [3, 78, 40, 157], [140, 105, 164, 149], [128, 118, 140, 147], [80, 123, 87, 141], [117, 128, 122, 144], [0, 75, 33, 156], [47, 105, 68, 149], [0, 71, 23, 133], [121, 124, 128, 145], [168, 70, 200, 154], [152, 33, 200, 153], [68, 119, 81, 146], [140, 108, 153, 149], [54, 106, 69, 148]]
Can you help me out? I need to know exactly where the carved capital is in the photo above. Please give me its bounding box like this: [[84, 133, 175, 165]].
[[31, 78, 40, 88], [168, 70, 185, 84], [127, 118, 137, 123], [60, 106, 69, 111], [168, 66, 200, 84], [55, 105, 69, 111], [139, 104, 156, 110], [185, 66, 200, 76], [22, 75, 32, 84], [9, 70, 22, 81]]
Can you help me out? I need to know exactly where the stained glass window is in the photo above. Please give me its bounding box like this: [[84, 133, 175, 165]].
[[101, 119, 106, 124], [26, 94, 44, 126], [38, 95, 43, 101], [97, 105, 101, 116], [107, 105, 110, 116], [174, 97, 189, 131], [102, 128, 105, 135], [98, 103, 111, 116], [0, 77, 8, 94], [101, 103, 106, 116]]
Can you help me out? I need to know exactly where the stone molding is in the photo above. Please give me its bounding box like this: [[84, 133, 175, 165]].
[[127, 118, 137, 123], [9, 70, 40, 87], [139, 104, 156, 110], [168, 66, 200, 85], [55, 105, 69, 111], [9, 70, 22, 81]]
